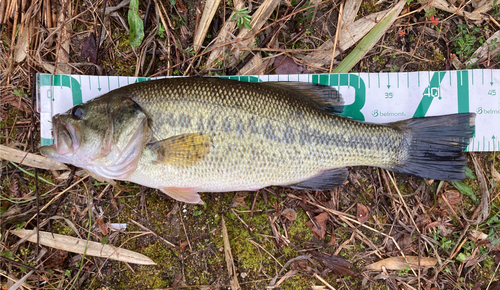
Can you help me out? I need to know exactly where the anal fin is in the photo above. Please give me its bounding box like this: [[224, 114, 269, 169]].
[[159, 186, 204, 204], [288, 168, 348, 190]]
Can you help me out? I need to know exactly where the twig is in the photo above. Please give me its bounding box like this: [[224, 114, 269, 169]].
[[387, 171, 420, 234], [329, 2, 343, 73], [288, 193, 418, 276], [26, 175, 90, 225], [128, 218, 178, 248], [231, 208, 253, 232], [313, 273, 336, 290], [247, 239, 283, 267], [179, 208, 192, 252]]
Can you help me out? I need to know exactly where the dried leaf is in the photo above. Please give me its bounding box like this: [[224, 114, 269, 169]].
[[7, 178, 20, 197], [231, 192, 249, 209], [444, 190, 462, 205], [43, 249, 68, 269], [327, 227, 336, 246], [310, 251, 355, 276], [180, 240, 190, 252], [81, 32, 98, 63], [13, 20, 33, 63], [356, 203, 370, 223], [281, 208, 297, 221], [11, 229, 156, 265], [306, 212, 329, 240], [274, 55, 306, 74], [469, 230, 488, 240], [96, 218, 109, 236], [365, 256, 437, 271], [492, 162, 500, 184]]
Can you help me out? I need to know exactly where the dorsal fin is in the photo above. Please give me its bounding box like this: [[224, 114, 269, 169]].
[[263, 82, 344, 114]]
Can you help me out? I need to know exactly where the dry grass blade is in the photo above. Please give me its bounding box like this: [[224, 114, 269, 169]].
[[471, 154, 490, 224], [11, 229, 157, 265], [221, 216, 241, 290], [365, 256, 438, 271], [229, 0, 281, 65], [300, 6, 396, 67], [333, 0, 405, 73], [53, 0, 73, 74], [206, 0, 245, 67], [1, 144, 69, 171], [193, 0, 222, 52], [430, 0, 493, 21]]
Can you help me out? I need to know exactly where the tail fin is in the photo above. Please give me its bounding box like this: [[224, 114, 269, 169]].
[[389, 113, 475, 181]]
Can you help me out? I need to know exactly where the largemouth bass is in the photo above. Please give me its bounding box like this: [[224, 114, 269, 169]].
[[40, 77, 475, 204]]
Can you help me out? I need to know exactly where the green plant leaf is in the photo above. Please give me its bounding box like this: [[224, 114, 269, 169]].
[[128, 0, 144, 47], [450, 180, 478, 203], [456, 252, 467, 262], [464, 167, 477, 179]]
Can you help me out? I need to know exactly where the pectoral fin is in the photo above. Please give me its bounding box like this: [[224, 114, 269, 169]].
[[159, 186, 204, 204], [147, 133, 211, 166], [289, 168, 348, 190]]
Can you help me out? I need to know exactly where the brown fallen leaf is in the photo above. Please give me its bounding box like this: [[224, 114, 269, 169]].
[[365, 256, 437, 271], [96, 218, 109, 236], [11, 229, 156, 265], [444, 190, 462, 205], [281, 208, 298, 221], [274, 55, 306, 75], [231, 192, 249, 209], [43, 248, 68, 269], [81, 32, 98, 63], [492, 162, 500, 184], [306, 212, 329, 240], [327, 227, 336, 246], [309, 251, 355, 276], [356, 203, 370, 223]]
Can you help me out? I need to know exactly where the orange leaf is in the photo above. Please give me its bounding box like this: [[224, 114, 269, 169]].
[[356, 203, 370, 223], [306, 212, 329, 239]]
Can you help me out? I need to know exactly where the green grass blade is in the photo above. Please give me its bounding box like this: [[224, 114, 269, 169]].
[[333, 1, 405, 73]]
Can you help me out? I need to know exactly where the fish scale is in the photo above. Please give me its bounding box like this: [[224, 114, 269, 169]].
[[41, 77, 475, 204], [122, 78, 403, 192]]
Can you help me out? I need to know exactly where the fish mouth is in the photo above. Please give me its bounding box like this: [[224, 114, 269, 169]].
[[40, 115, 81, 157]]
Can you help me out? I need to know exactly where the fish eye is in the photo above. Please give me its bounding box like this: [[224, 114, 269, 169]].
[[71, 106, 85, 120]]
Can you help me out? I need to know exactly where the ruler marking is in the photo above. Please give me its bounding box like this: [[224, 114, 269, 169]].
[[377, 73, 380, 88], [471, 69, 474, 85]]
